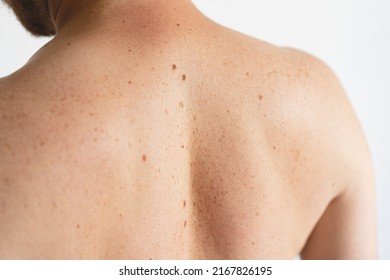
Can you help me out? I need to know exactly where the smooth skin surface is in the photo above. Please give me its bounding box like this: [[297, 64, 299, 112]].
[[0, 0, 377, 259]]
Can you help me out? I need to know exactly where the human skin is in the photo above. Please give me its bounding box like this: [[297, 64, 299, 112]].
[[0, 0, 377, 259]]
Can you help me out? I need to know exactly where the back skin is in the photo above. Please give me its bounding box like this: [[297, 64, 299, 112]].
[[0, 0, 376, 259]]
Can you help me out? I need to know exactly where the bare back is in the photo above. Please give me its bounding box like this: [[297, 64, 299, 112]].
[[0, 1, 376, 259]]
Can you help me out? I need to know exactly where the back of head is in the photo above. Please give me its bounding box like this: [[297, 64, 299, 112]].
[[2, 0, 55, 36]]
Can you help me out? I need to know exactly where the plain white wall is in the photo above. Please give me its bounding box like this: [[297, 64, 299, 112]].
[[1, 0, 389, 259]]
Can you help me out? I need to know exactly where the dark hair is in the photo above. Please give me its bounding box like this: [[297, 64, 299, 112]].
[[3, 0, 55, 36]]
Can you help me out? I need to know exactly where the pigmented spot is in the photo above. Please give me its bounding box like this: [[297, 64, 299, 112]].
[[76, 224, 80, 229], [128, 80, 132, 85], [246, 72, 250, 76], [176, 23, 180, 27], [273, 146, 276, 150], [142, 154, 147, 162], [252, 242, 256, 246], [172, 64, 177, 71], [182, 74, 187, 81], [143, 25, 146, 28], [3, 177, 9, 185], [184, 220, 187, 228], [67, 43, 71, 46], [128, 49, 132, 53], [292, 149, 301, 162], [259, 95, 263, 101], [40, 141, 45, 147], [181, 145, 185, 149], [164, 108, 169, 115], [183, 200, 187, 208], [179, 102, 184, 108], [255, 212, 259, 217]]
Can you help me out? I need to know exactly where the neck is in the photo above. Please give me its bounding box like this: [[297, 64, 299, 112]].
[[49, 0, 195, 36]]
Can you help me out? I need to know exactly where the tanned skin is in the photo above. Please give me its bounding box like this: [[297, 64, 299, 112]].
[[0, 0, 377, 259]]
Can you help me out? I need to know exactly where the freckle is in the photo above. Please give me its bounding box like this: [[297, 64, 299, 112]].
[[94, 137, 98, 142], [142, 154, 147, 162], [255, 212, 259, 216], [273, 146, 276, 150], [67, 43, 71, 46], [184, 220, 187, 228], [176, 23, 180, 27], [24, 203, 28, 209], [165, 108, 169, 114], [40, 141, 45, 146], [246, 72, 250, 76], [122, 20, 126, 23], [172, 64, 177, 71], [119, 213, 123, 218], [259, 95, 263, 100], [143, 25, 146, 28], [252, 242, 255, 246], [76, 224, 80, 229], [115, 137, 119, 142], [128, 80, 132, 84], [52, 201, 57, 208], [179, 102, 184, 108], [183, 200, 186, 208], [181, 145, 185, 149], [128, 49, 132, 53], [182, 74, 187, 81]]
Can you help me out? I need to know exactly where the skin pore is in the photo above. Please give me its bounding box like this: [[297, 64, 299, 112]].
[[0, 0, 377, 259]]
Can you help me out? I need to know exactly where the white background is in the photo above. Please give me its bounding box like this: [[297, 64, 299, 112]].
[[0, 0, 389, 259]]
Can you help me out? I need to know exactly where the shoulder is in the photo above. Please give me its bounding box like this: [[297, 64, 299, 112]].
[[248, 45, 373, 194], [283, 48, 373, 193]]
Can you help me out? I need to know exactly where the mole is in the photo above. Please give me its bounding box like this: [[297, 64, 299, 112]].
[[176, 23, 180, 27], [172, 64, 177, 71], [182, 74, 187, 81], [183, 200, 187, 208], [142, 154, 147, 162], [67, 43, 71, 46]]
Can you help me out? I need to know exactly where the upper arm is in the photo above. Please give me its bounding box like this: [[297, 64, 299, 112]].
[[289, 49, 378, 259]]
